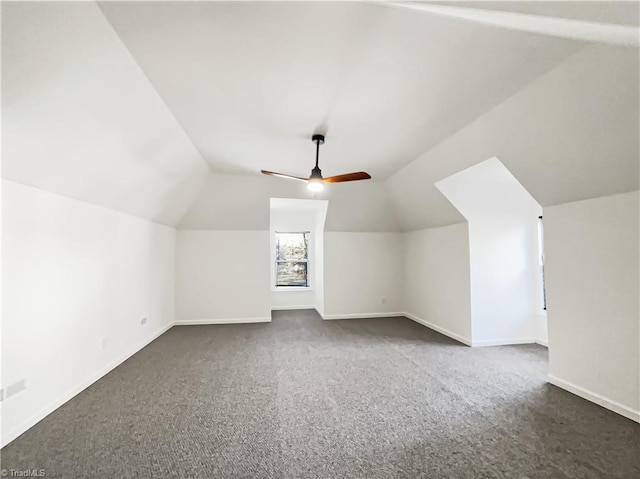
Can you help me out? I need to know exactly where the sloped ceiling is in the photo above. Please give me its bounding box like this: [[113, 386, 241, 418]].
[[423, 1, 639, 27], [387, 43, 639, 230], [2, 2, 638, 232], [179, 173, 400, 232], [99, 1, 581, 180], [1, 1, 209, 226]]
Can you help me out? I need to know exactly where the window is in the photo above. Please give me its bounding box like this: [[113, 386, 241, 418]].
[[275, 232, 309, 287], [537, 215, 546, 311]]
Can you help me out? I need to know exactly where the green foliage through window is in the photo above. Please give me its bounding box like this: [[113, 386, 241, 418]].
[[276, 232, 309, 287]]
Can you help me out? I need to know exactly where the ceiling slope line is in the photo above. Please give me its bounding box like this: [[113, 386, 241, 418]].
[[96, 1, 214, 227], [95, 1, 213, 175], [381, 2, 639, 47], [382, 42, 587, 189], [0, 177, 181, 230]]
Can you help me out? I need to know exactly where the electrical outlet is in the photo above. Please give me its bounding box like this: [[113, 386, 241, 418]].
[[0, 379, 26, 402], [382, 297, 387, 305], [141, 317, 147, 325]]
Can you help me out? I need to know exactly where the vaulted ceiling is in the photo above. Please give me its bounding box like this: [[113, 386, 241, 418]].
[[2, 1, 638, 231]]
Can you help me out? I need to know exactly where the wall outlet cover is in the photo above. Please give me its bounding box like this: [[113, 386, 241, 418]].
[[1, 379, 27, 401]]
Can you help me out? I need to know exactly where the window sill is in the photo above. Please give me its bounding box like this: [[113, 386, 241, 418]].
[[273, 287, 313, 292]]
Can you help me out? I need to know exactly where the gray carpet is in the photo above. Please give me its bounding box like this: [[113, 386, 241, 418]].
[[2, 310, 639, 478]]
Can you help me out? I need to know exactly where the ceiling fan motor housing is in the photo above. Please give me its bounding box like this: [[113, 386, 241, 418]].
[[310, 166, 323, 179]]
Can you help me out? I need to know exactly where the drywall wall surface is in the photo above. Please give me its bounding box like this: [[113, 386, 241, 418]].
[[314, 208, 327, 316], [436, 158, 543, 345], [545, 190, 639, 420], [179, 173, 399, 232], [1, 180, 176, 446], [403, 223, 472, 343], [269, 199, 328, 310], [175, 230, 271, 321], [323, 232, 403, 318], [387, 44, 639, 230], [2, 2, 208, 226]]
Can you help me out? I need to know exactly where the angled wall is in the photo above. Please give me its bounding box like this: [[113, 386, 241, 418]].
[[436, 158, 543, 346], [387, 44, 638, 230], [176, 173, 402, 321], [179, 172, 399, 233], [1, 180, 176, 446], [2, 1, 209, 227]]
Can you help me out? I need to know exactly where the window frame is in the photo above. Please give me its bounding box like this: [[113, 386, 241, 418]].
[[274, 231, 311, 289], [537, 215, 547, 312]]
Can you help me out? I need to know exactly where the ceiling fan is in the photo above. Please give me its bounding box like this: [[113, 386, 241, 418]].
[[261, 134, 371, 192]]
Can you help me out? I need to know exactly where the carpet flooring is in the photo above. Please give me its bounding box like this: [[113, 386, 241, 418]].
[[2, 310, 639, 478]]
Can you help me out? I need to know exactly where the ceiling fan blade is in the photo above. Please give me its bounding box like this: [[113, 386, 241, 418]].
[[322, 172, 372, 183], [261, 170, 309, 182]]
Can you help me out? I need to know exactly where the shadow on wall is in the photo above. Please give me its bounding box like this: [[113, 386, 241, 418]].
[[435, 157, 544, 345]]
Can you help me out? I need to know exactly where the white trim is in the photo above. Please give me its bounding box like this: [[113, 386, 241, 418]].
[[272, 287, 313, 292], [271, 305, 315, 311], [174, 317, 271, 325], [403, 312, 472, 346], [471, 338, 537, 347], [548, 374, 640, 423], [536, 339, 549, 347], [1, 322, 174, 448], [321, 312, 404, 320]]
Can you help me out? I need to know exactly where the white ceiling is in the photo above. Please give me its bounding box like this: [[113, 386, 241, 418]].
[[179, 172, 400, 232], [2, 1, 209, 226], [2, 1, 638, 231], [98, 1, 581, 180], [387, 43, 639, 230], [422, 1, 640, 27]]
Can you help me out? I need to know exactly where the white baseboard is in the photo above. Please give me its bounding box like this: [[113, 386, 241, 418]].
[[174, 317, 271, 325], [548, 374, 640, 423], [1, 315, 276, 446], [321, 312, 404, 320], [471, 338, 537, 347], [403, 312, 472, 346], [536, 338, 549, 347], [271, 305, 315, 311], [1, 322, 174, 448]]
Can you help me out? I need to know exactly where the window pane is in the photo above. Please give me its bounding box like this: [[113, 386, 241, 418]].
[[276, 262, 308, 287], [276, 233, 308, 261]]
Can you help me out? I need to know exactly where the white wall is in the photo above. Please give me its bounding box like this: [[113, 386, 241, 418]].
[[175, 230, 271, 322], [270, 203, 324, 310], [314, 210, 327, 316], [545, 191, 639, 421], [3, 2, 208, 227], [387, 44, 638, 230], [436, 158, 543, 346], [1, 180, 176, 446], [323, 232, 403, 318], [179, 173, 400, 232], [403, 223, 472, 344]]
